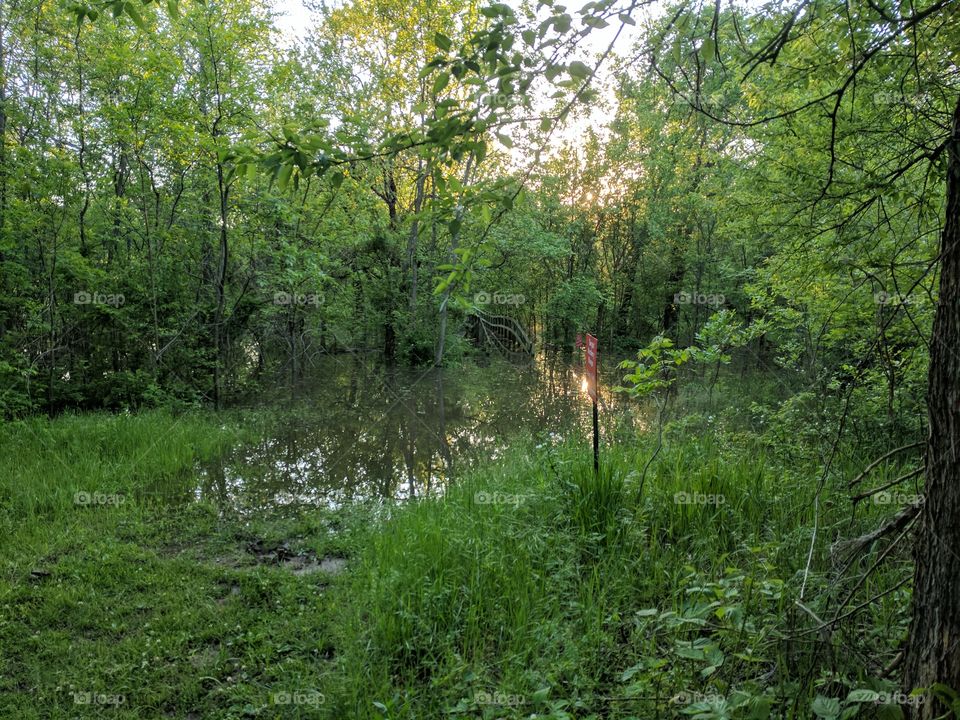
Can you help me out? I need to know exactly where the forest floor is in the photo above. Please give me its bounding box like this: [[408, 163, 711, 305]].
[[0, 404, 918, 718]]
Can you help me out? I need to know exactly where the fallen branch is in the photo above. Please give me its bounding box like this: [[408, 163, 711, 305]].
[[848, 441, 924, 488], [851, 466, 924, 504], [831, 502, 922, 563]]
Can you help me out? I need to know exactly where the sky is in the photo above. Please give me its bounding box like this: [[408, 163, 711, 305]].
[[268, 0, 648, 163], [273, 0, 314, 45], [271, 0, 646, 53]]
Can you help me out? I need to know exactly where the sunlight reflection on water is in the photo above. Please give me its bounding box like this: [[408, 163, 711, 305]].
[[187, 352, 640, 510]]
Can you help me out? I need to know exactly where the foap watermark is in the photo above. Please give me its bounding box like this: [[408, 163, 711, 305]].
[[848, 689, 927, 707], [674, 291, 724, 307], [475, 691, 525, 707], [271, 690, 325, 705], [672, 691, 725, 705], [74, 491, 126, 507], [274, 291, 323, 307], [674, 491, 726, 506], [474, 291, 525, 306], [474, 491, 527, 507], [873, 691, 925, 708], [874, 291, 925, 306], [675, 91, 727, 112], [479, 91, 525, 110], [873, 90, 931, 107], [72, 691, 126, 706], [873, 491, 924, 507], [74, 291, 125, 307]]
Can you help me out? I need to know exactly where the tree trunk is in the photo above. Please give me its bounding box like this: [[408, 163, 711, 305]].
[[435, 154, 473, 365], [407, 159, 426, 313], [213, 163, 228, 410], [662, 252, 684, 340], [904, 94, 960, 717], [0, 9, 7, 337]]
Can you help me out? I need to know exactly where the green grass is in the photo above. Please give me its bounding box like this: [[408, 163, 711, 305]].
[[0, 410, 365, 719], [0, 405, 918, 719], [324, 433, 915, 718]]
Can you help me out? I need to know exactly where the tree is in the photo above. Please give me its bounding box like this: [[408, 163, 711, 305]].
[[642, 0, 958, 711], [51, 7, 960, 705]]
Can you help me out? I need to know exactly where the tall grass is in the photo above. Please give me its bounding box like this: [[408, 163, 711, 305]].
[[0, 409, 248, 521], [324, 431, 913, 718], [0, 399, 919, 718]]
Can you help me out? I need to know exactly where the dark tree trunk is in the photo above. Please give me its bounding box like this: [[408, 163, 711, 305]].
[[407, 160, 426, 314], [382, 166, 398, 362], [904, 94, 960, 716], [213, 164, 228, 410], [662, 253, 684, 340]]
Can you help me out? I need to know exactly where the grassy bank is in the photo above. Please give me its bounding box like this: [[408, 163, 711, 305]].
[[1, 410, 365, 719], [325, 434, 914, 719], [1, 408, 917, 718]]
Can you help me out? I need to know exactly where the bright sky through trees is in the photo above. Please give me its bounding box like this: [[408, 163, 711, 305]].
[[273, 0, 313, 43], [271, 0, 642, 167]]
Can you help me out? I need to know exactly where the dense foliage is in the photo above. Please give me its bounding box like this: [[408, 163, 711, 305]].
[[3, 0, 960, 716], [2, 0, 949, 424]]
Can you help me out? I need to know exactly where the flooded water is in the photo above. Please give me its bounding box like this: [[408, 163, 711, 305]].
[[191, 352, 639, 510]]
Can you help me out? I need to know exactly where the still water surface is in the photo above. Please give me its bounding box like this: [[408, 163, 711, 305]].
[[191, 352, 636, 509]]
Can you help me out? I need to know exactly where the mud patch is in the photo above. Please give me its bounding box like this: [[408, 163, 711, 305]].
[[244, 538, 347, 576], [188, 645, 221, 669], [282, 555, 348, 576], [214, 581, 241, 606]]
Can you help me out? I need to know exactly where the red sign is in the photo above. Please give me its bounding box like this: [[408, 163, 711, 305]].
[[575, 333, 584, 350], [584, 334, 598, 401]]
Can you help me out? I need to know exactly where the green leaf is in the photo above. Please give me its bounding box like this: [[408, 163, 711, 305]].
[[674, 646, 705, 660], [495, 133, 513, 148], [434, 271, 456, 294], [124, 1, 147, 30], [531, 687, 550, 702], [276, 163, 293, 191], [701, 37, 716, 60], [672, 38, 683, 65], [434, 32, 452, 51], [418, 58, 444, 79], [553, 13, 571, 32], [584, 15, 609, 28], [568, 61, 590, 80], [746, 696, 772, 720], [433, 71, 451, 95], [845, 689, 880, 703], [618, 12, 636, 25], [810, 696, 841, 719]]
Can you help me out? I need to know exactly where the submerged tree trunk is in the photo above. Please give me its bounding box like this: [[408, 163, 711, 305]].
[[904, 94, 960, 716]]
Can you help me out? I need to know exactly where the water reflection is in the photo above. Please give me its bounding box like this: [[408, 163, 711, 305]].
[[193, 352, 635, 510]]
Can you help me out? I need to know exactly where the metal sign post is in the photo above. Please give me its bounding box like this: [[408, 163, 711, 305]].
[[585, 334, 599, 475]]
